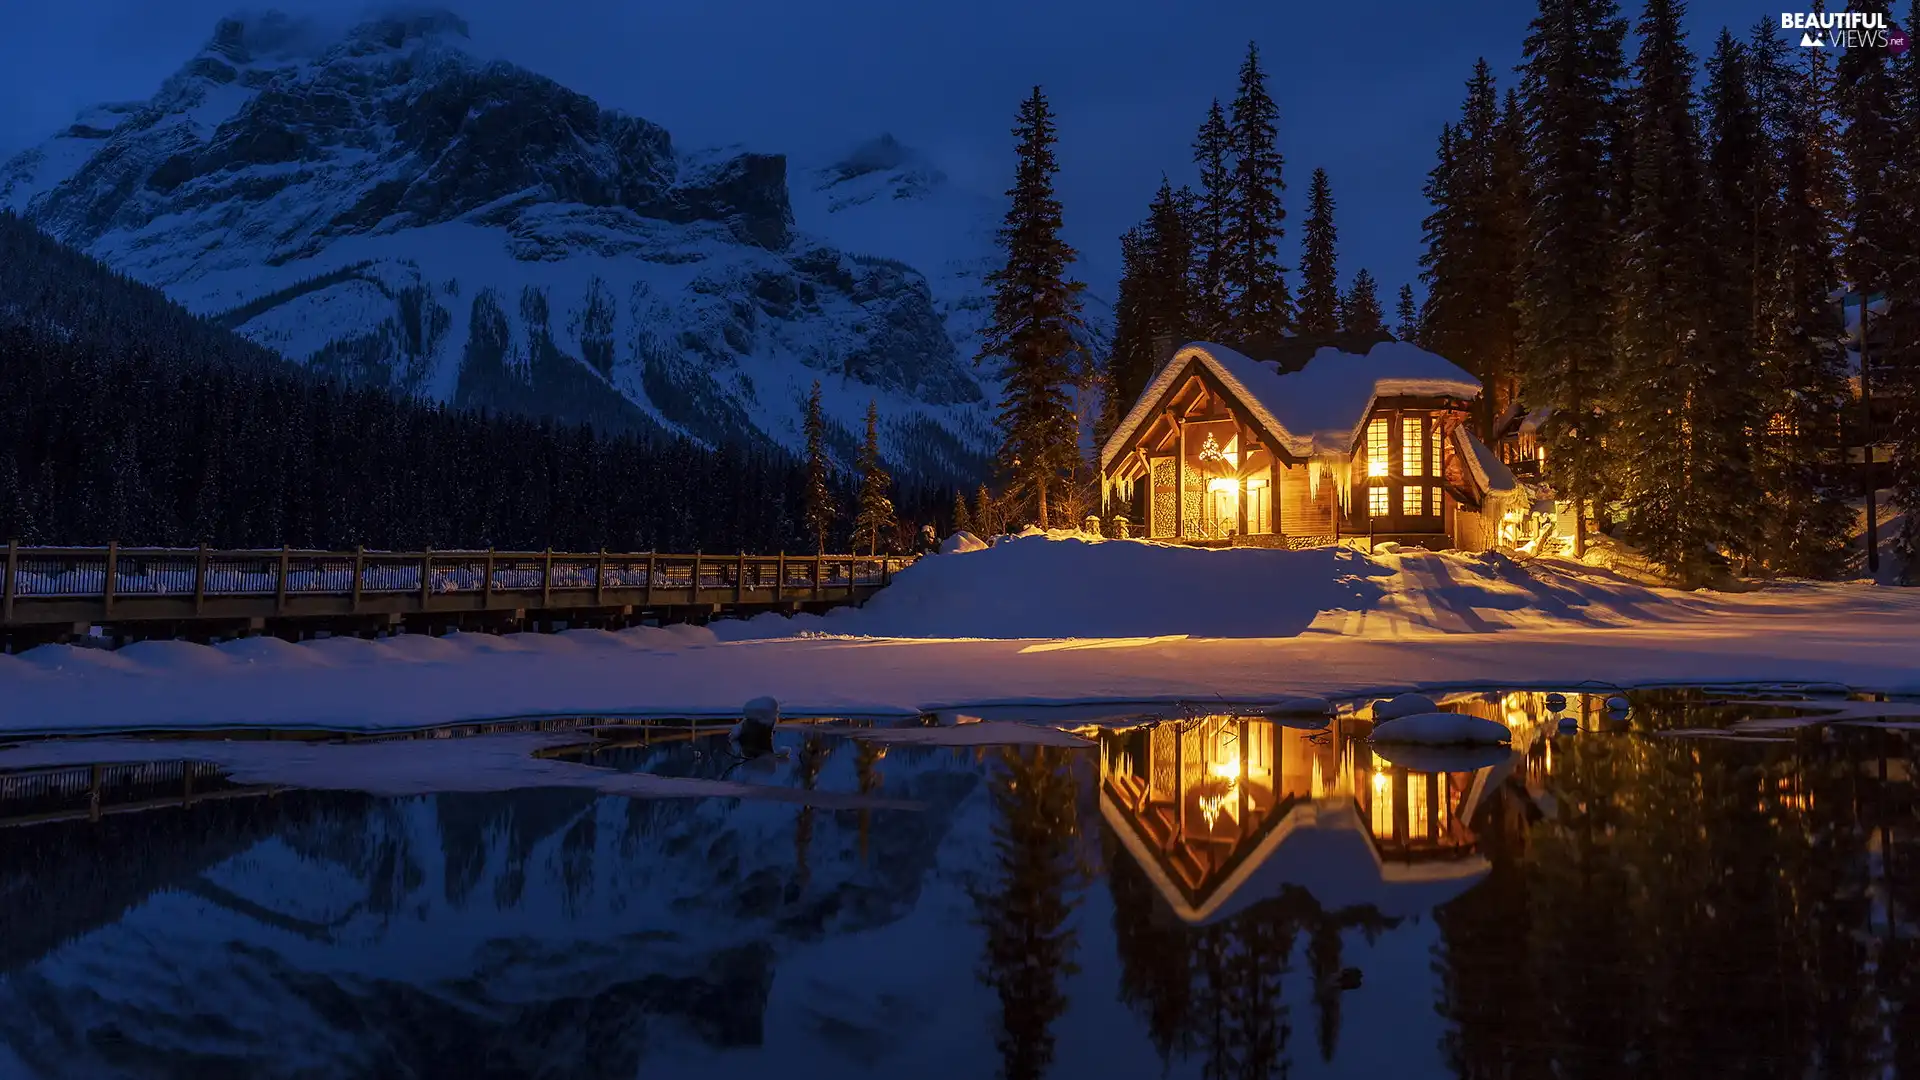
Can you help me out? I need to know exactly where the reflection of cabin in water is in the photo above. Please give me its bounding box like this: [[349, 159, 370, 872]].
[[1098, 340, 1520, 551], [1097, 714, 1499, 923]]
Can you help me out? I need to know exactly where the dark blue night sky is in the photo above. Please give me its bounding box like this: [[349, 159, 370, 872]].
[[0, 0, 1802, 298]]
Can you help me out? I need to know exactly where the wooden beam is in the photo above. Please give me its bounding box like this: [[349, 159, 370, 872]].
[[1175, 419, 1187, 539]]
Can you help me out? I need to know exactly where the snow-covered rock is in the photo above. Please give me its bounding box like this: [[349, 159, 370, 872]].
[[1371, 693, 1439, 720], [940, 530, 987, 555], [0, 11, 1111, 482], [1605, 695, 1631, 712], [1370, 712, 1511, 746]]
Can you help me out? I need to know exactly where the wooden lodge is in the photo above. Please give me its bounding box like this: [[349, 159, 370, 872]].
[[1098, 340, 1522, 551]]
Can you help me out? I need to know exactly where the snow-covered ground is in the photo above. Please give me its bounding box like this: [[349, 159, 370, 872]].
[[3, 534, 1916, 736]]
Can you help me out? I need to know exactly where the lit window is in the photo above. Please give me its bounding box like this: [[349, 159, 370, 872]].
[[1403, 418, 1424, 477], [1402, 486, 1422, 516], [1367, 418, 1389, 477], [1431, 486, 1441, 515], [1430, 425, 1441, 476], [1368, 486, 1389, 517]]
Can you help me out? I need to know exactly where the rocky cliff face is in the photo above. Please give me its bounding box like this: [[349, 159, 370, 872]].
[[0, 11, 1071, 482]]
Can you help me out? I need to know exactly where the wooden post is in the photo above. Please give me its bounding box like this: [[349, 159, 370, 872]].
[[814, 553, 824, 600], [419, 549, 432, 611], [595, 549, 608, 606], [277, 545, 290, 615], [103, 541, 118, 617], [1236, 421, 1251, 540], [735, 552, 746, 603], [482, 549, 495, 608], [775, 553, 785, 602], [541, 548, 553, 609], [2, 540, 15, 625], [350, 546, 365, 614], [193, 544, 207, 616], [643, 552, 656, 608], [1174, 420, 1186, 539], [690, 551, 703, 604]]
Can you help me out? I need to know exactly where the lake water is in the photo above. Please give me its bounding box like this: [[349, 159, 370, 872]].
[[1, 688, 1917, 1079]]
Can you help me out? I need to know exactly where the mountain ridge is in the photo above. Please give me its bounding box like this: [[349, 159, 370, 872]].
[[1, 9, 1112, 482]]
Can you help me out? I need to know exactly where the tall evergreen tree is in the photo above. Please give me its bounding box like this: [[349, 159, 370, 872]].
[[1395, 283, 1420, 342], [1742, 20, 1855, 576], [1224, 43, 1293, 343], [852, 400, 897, 556], [1516, 0, 1629, 555], [802, 380, 835, 553], [1886, 0, 1920, 581], [1339, 270, 1385, 337], [978, 86, 1088, 529], [951, 488, 973, 536], [1099, 181, 1197, 448], [1298, 168, 1340, 335], [1421, 61, 1529, 435], [1611, 0, 1757, 581], [1191, 100, 1235, 339]]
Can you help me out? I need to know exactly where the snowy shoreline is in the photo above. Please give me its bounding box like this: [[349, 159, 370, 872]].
[[3, 535, 1916, 736]]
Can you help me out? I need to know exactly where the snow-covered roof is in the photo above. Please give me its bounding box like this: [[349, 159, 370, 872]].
[[1100, 340, 1483, 468], [1453, 426, 1520, 497], [1518, 406, 1553, 436], [1101, 795, 1490, 925]]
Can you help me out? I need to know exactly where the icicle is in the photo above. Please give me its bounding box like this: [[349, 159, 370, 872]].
[[1308, 451, 1354, 513]]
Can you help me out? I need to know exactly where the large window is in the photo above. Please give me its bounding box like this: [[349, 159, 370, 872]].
[[1402, 486, 1423, 516], [1402, 417, 1424, 477], [1430, 424, 1441, 478], [1368, 487, 1389, 517], [1367, 419, 1389, 477]]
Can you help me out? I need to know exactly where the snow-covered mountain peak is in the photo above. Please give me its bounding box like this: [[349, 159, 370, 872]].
[[0, 13, 1071, 482]]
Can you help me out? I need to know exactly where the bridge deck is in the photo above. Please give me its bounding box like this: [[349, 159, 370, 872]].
[[2, 544, 913, 644]]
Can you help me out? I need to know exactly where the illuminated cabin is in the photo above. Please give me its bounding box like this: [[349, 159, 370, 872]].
[[1096, 715, 1494, 924], [1098, 340, 1519, 550]]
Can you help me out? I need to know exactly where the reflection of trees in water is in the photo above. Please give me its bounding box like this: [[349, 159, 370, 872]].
[[973, 745, 1085, 1080], [791, 734, 831, 900], [1435, 698, 1920, 1078], [1103, 817, 1394, 1077]]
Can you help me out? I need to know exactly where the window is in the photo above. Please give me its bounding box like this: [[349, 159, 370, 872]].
[[1430, 424, 1442, 477], [1367, 418, 1389, 477], [1431, 486, 1441, 516], [1368, 486, 1390, 517], [1402, 486, 1423, 516], [1403, 417, 1424, 477]]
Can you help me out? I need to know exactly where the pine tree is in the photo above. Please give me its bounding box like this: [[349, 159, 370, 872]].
[[978, 87, 1088, 529], [1421, 61, 1528, 435], [1099, 227, 1152, 449], [1611, 0, 1756, 581], [1886, 0, 1920, 581], [1395, 284, 1420, 342], [802, 380, 835, 553], [951, 488, 973, 536], [1516, 0, 1629, 555], [975, 483, 997, 536], [1224, 43, 1293, 344], [1191, 100, 1235, 339], [1298, 168, 1340, 335], [1339, 270, 1385, 337], [852, 400, 897, 556]]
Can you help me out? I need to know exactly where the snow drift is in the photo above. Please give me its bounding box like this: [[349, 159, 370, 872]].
[[719, 533, 1713, 640]]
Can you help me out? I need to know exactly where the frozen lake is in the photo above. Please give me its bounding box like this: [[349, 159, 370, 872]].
[[0, 687, 1916, 1078]]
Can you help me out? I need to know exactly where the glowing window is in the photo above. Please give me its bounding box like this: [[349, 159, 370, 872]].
[[1431, 487, 1441, 515], [1368, 486, 1389, 517], [1367, 418, 1389, 477], [1402, 417, 1424, 477], [1430, 424, 1441, 476], [1402, 486, 1422, 516]]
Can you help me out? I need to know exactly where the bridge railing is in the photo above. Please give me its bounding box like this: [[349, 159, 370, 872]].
[[2, 543, 917, 622]]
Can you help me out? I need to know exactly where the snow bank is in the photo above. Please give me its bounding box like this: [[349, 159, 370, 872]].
[[940, 530, 987, 554], [718, 533, 1712, 640], [1370, 712, 1511, 746]]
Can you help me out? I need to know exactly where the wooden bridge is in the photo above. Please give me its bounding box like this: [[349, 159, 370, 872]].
[[1, 543, 914, 650]]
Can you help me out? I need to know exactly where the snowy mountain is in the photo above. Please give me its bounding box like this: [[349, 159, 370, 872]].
[[0, 11, 1111, 482], [0, 741, 994, 1077]]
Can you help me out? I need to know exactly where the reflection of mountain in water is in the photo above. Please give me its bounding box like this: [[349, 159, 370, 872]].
[[0, 739, 982, 1079]]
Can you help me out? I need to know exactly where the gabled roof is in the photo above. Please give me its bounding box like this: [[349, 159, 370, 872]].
[[1100, 341, 1483, 469], [1453, 425, 1520, 497], [1100, 794, 1490, 925]]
